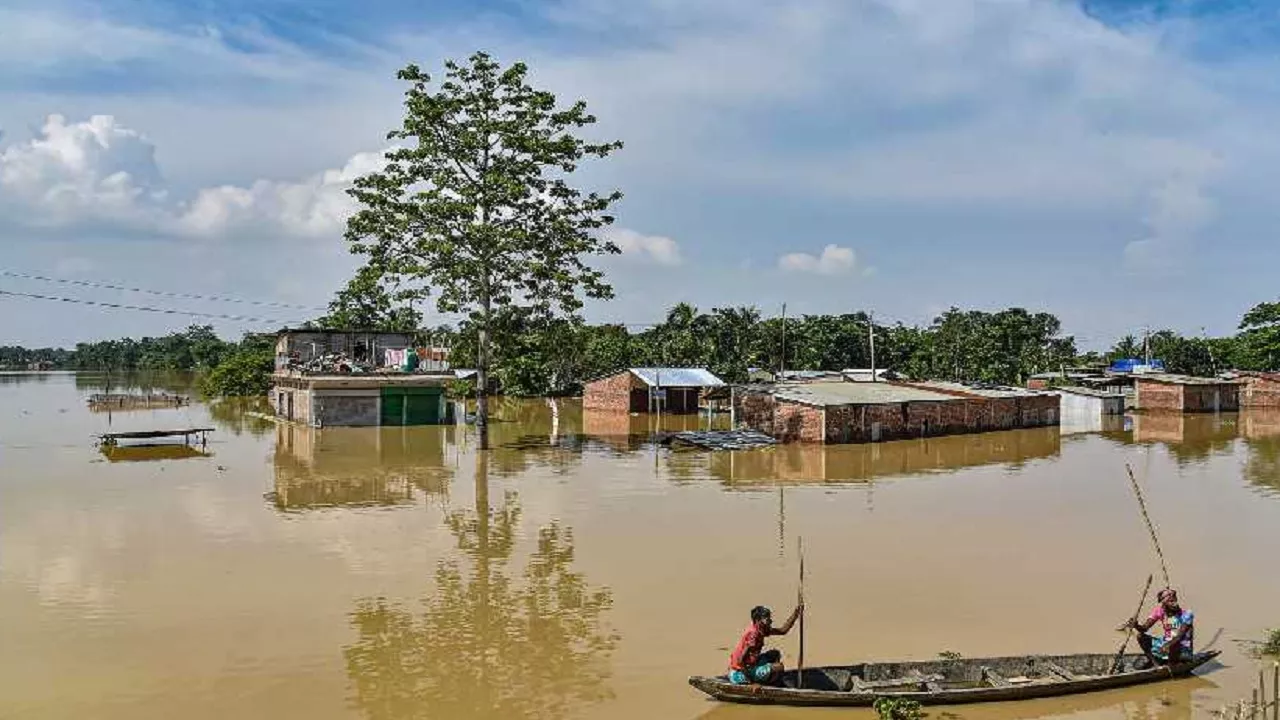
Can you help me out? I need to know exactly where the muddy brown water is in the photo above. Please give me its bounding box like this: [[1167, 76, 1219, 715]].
[[1, 372, 1278, 720]]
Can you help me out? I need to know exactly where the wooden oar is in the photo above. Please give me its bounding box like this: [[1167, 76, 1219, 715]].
[[797, 535, 806, 689], [1111, 573, 1154, 674]]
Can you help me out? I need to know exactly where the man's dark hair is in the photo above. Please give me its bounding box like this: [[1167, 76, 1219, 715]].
[[751, 606, 772, 623]]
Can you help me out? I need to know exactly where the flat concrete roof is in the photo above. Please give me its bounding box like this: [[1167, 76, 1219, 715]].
[[907, 380, 1049, 398], [272, 372, 453, 390], [769, 381, 957, 407]]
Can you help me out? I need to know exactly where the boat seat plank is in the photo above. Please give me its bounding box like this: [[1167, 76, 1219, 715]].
[[854, 674, 944, 691], [1041, 662, 1079, 681], [981, 667, 1012, 688], [908, 671, 943, 692]]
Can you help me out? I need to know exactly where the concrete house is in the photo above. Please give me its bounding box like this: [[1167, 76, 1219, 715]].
[[1133, 374, 1242, 413], [582, 368, 725, 414], [269, 329, 457, 427]]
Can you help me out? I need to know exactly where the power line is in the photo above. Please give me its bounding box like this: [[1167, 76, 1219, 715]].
[[0, 289, 299, 325], [0, 270, 326, 311]]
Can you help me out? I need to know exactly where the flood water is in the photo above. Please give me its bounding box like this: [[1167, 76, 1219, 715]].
[[2, 372, 1278, 720]]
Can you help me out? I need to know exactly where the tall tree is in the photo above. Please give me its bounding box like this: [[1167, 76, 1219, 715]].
[[1238, 300, 1280, 371], [316, 264, 423, 332], [345, 52, 623, 445]]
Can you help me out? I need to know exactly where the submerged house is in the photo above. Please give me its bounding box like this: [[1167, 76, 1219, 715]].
[[582, 368, 725, 414], [269, 329, 458, 427], [735, 379, 1059, 444], [1238, 371, 1280, 408], [1054, 386, 1126, 433], [1133, 374, 1242, 413]]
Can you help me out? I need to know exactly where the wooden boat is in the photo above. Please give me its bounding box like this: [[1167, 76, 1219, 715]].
[[688, 650, 1219, 706]]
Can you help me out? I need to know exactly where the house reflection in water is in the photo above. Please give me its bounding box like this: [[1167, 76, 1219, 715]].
[[582, 409, 726, 453], [270, 423, 455, 511], [687, 426, 1062, 487], [100, 443, 212, 463]]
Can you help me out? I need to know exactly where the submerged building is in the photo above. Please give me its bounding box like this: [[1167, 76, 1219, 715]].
[[582, 368, 725, 414], [269, 329, 459, 427], [1133, 374, 1242, 413], [735, 379, 1059, 444]]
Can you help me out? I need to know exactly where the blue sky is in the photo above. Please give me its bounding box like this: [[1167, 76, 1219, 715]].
[[2, 0, 1280, 349]]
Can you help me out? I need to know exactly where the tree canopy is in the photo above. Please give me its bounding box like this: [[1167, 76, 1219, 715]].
[[344, 51, 624, 440]]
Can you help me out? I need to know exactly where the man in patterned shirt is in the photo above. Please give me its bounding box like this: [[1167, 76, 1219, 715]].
[[1123, 588, 1194, 667]]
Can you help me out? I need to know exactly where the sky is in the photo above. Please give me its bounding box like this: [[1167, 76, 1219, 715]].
[[2, 0, 1280, 350]]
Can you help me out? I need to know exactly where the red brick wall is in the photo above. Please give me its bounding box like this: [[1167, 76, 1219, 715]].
[[824, 402, 907, 443], [736, 391, 777, 433], [1242, 375, 1280, 408], [774, 401, 825, 443], [1182, 384, 1240, 412], [1136, 380, 1184, 412], [583, 371, 641, 412]]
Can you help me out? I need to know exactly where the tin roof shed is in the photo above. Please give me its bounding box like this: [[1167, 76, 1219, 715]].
[[627, 368, 725, 387]]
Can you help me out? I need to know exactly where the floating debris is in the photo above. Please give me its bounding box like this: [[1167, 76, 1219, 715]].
[[662, 430, 778, 451]]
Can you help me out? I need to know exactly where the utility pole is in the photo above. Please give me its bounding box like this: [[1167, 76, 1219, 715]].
[[1143, 326, 1151, 366], [779, 302, 787, 380], [868, 310, 877, 382]]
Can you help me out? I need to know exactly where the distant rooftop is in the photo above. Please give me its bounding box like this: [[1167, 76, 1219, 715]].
[[1135, 373, 1242, 386], [1055, 386, 1125, 399], [768, 381, 955, 407], [908, 380, 1048, 398], [627, 368, 725, 388]]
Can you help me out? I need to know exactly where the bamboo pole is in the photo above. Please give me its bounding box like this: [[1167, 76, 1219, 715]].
[[1112, 574, 1154, 674], [797, 535, 805, 689], [1125, 464, 1172, 589], [1264, 661, 1274, 717]]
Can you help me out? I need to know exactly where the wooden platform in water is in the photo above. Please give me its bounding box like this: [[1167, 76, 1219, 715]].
[[98, 428, 213, 446], [88, 393, 188, 411]]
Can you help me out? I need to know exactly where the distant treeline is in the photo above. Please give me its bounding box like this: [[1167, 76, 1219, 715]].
[[4, 299, 1278, 398], [434, 301, 1277, 396], [0, 325, 275, 396]]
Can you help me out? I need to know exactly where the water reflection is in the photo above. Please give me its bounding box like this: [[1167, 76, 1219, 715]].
[[206, 397, 275, 437], [269, 424, 455, 511], [73, 371, 196, 395], [1131, 414, 1239, 466], [343, 453, 618, 720], [664, 427, 1062, 487], [99, 443, 213, 463], [1241, 411, 1280, 496]]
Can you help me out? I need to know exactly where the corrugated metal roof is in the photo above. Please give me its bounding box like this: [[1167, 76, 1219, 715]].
[[628, 368, 725, 388], [1055, 386, 1124, 399]]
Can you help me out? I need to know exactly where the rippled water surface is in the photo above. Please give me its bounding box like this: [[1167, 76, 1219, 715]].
[[1, 372, 1278, 720]]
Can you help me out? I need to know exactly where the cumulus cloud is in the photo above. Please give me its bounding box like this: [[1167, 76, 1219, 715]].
[[174, 150, 388, 238], [0, 114, 165, 227], [1124, 151, 1222, 274], [603, 227, 682, 265], [778, 244, 857, 276], [0, 113, 387, 240]]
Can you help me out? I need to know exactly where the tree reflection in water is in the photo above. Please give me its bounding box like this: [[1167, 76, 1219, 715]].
[[344, 452, 618, 720]]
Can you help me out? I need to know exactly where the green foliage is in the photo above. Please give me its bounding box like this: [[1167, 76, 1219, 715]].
[[0, 345, 73, 369], [69, 325, 235, 372], [198, 334, 275, 397], [314, 263, 422, 332], [344, 51, 623, 430], [1237, 300, 1280, 371], [875, 697, 924, 720], [1261, 629, 1280, 657]]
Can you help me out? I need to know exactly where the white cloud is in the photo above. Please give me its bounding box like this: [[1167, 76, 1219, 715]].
[[174, 150, 388, 239], [778, 244, 857, 276], [0, 113, 388, 240], [603, 227, 682, 265], [0, 114, 165, 227]]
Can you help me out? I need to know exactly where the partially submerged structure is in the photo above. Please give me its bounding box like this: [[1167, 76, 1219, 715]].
[[1237, 371, 1280, 408], [582, 368, 725, 414], [1133, 374, 1242, 413], [1054, 387, 1125, 433], [269, 329, 460, 427], [735, 379, 1059, 444]]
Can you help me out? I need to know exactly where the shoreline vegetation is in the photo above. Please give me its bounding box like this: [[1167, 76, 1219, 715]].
[[2, 297, 1277, 399]]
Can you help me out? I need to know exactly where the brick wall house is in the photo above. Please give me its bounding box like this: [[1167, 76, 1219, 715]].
[[1240, 372, 1280, 408], [1134, 375, 1241, 412], [581, 368, 724, 414]]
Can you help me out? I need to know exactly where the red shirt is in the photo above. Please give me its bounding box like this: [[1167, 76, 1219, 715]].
[[729, 624, 765, 670]]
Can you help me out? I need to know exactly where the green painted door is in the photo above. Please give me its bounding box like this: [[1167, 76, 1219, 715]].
[[405, 393, 441, 425], [381, 392, 405, 426]]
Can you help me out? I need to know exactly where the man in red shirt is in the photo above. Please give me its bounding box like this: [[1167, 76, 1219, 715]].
[[728, 603, 804, 685]]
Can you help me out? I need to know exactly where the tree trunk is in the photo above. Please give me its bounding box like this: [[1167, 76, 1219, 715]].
[[476, 292, 492, 450]]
